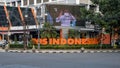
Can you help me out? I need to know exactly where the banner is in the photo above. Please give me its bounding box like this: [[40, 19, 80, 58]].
[[46, 4, 85, 27]]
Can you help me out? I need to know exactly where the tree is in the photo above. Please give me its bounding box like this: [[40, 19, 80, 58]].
[[91, 0, 120, 46], [68, 29, 80, 38], [79, 7, 106, 28], [40, 22, 59, 38], [91, 0, 120, 28]]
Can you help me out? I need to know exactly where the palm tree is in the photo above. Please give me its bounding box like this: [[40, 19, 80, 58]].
[[40, 22, 59, 39]]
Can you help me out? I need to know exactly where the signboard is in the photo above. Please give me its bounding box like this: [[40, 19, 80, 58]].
[[46, 4, 85, 27]]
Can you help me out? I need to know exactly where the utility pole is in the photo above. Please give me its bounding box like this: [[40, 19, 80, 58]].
[[18, 6, 28, 50], [37, 16, 40, 50], [7, 20, 10, 48], [36, 6, 41, 50], [37, 15, 43, 50], [23, 21, 27, 50], [37, 16, 44, 50], [23, 8, 29, 50], [36, 4, 44, 50], [24, 14, 29, 47]]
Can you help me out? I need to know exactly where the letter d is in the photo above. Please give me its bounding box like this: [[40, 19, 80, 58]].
[[60, 38, 66, 45]]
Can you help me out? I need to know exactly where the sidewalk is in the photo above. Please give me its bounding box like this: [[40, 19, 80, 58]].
[[0, 48, 120, 53]]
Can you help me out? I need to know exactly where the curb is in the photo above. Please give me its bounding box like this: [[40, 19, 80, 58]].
[[0, 49, 120, 53]]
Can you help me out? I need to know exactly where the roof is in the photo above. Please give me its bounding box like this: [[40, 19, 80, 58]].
[[0, 0, 20, 3]]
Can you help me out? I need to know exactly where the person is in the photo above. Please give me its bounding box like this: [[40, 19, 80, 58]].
[[115, 37, 120, 46], [56, 9, 76, 26]]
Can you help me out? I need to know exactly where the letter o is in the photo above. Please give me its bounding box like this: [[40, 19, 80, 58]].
[[68, 39, 74, 45]]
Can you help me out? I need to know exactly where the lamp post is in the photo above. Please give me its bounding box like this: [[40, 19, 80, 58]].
[[37, 16, 40, 50], [36, 4, 44, 50], [23, 14, 28, 50], [7, 21, 10, 48], [23, 20, 27, 50], [37, 16, 43, 50], [36, 6, 41, 50], [24, 14, 29, 47], [23, 7, 30, 50]]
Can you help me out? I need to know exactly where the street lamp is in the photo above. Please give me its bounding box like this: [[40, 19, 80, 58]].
[[36, 6, 41, 50], [23, 10, 28, 50], [37, 16, 40, 50], [24, 14, 29, 47], [37, 16, 43, 50], [23, 20, 27, 50], [7, 20, 10, 45]]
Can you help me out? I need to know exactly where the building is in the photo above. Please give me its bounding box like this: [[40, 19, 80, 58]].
[[0, 0, 21, 6], [0, 0, 110, 45]]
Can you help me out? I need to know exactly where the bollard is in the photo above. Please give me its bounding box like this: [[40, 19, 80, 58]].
[[5, 44, 9, 52], [32, 45, 36, 53], [81, 47, 85, 53], [113, 44, 117, 49]]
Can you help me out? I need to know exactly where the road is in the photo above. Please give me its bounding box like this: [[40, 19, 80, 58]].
[[0, 52, 120, 68]]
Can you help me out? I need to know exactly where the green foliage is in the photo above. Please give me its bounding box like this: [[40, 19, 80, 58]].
[[10, 44, 24, 48], [79, 8, 94, 21], [91, 0, 120, 29], [9, 44, 116, 49], [91, 0, 120, 46], [68, 29, 80, 38], [40, 22, 59, 38], [79, 7, 107, 28]]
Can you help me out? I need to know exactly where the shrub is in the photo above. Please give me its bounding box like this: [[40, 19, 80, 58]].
[[10, 44, 24, 48], [9, 44, 115, 49]]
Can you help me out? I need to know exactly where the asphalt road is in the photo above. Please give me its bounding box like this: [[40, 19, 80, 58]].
[[0, 52, 120, 68]]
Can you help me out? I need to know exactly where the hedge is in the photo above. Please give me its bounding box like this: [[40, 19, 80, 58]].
[[9, 44, 117, 49]]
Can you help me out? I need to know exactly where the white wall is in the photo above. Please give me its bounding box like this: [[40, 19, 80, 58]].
[[10, 25, 37, 30], [0, 0, 20, 3]]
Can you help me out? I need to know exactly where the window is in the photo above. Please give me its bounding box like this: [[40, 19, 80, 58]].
[[43, 0, 49, 2], [0, 6, 8, 27], [52, 0, 57, 1], [29, 0, 34, 5], [7, 7, 22, 26], [21, 8, 36, 25], [0, 6, 36, 26], [18, 1, 21, 6], [12, 2, 15, 6], [0, 2, 5, 5], [66, 0, 75, 3], [23, 0, 27, 5], [37, 0, 41, 3]]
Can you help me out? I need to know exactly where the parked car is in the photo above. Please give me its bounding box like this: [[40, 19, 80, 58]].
[[0, 40, 8, 49]]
